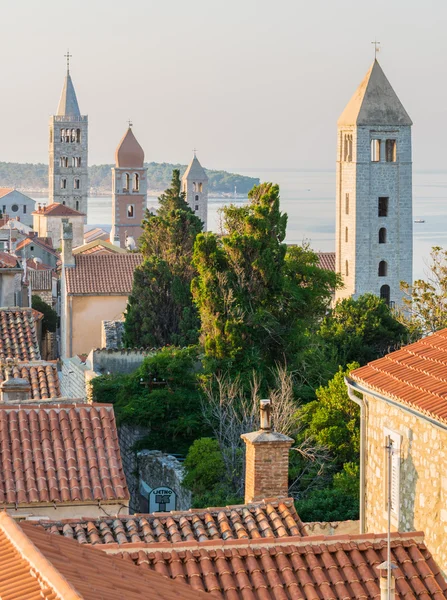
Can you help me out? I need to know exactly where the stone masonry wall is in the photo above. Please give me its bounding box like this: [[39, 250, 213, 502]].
[[138, 450, 191, 511], [60, 357, 88, 399], [118, 423, 149, 513], [101, 320, 125, 350], [365, 392, 447, 575], [88, 348, 152, 376]]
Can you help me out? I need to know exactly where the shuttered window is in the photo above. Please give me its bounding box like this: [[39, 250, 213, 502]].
[[384, 428, 401, 525]]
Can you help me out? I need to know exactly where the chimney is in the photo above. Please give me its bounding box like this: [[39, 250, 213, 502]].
[[377, 562, 396, 600], [241, 399, 293, 503], [61, 218, 75, 267], [0, 377, 32, 403]]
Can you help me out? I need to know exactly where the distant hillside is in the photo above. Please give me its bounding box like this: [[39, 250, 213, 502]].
[[0, 161, 259, 196]]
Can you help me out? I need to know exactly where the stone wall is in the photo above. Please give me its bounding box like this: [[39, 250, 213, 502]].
[[101, 320, 125, 349], [364, 392, 447, 575], [88, 348, 152, 376], [137, 450, 191, 512], [118, 423, 149, 513], [60, 356, 94, 400]]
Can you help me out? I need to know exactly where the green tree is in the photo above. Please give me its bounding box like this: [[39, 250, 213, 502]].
[[192, 183, 339, 375], [124, 170, 203, 348], [318, 293, 409, 366], [31, 295, 57, 335]]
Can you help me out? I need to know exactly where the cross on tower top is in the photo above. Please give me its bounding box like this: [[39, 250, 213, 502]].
[[371, 39, 381, 59], [128, 119, 133, 128], [64, 50, 72, 74], [193, 147, 197, 157]]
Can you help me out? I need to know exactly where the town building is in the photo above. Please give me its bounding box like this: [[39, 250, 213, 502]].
[[347, 327, 447, 573], [84, 226, 110, 244], [0, 188, 35, 227], [182, 152, 209, 230], [33, 202, 85, 249], [73, 238, 126, 256], [0, 252, 27, 306], [48, 57, 88, 219], [335, 60, 413, 307], [60, 220, 142, 357], [110, 126, 147, 249], [15, 235, 59, 268]]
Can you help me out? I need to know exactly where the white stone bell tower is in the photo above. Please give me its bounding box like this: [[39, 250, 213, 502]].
[[335, 59, 413, 308], [48, 53, 88, 221], [182, 152, 208, 230]]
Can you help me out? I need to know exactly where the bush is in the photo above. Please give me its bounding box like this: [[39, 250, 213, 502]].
[[295, 487, 359, 522], [31, 295, 57, 334]]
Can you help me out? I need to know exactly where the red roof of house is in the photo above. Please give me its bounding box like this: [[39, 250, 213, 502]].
[[65, 253, 142, 295], [33, 202, 85, 217], [0, 362, 61, 400], [0, 512, 209, 600], [317, 251, 336, 271], [0, 403, 128, 505], [16, 237, 58, 255], [350, 328, 447, 424], [0, 251, 20, 269], [0, 188, 14, 199], [0, 308, 41, 360]]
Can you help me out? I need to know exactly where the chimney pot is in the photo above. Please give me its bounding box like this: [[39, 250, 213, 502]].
[[260, 399, 271, 431], [0, 377, 32, 403]]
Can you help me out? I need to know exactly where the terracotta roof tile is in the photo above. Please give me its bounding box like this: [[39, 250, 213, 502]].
[[0, 403, 128, 505], [0, 512, 210, 600], [0, 362, 61, 400], [317, 251, 336, 271], [29, 269, 53, 291], [0, 188, 14, 199], [351, 328, 447, 424], [0, 308, 41, 360], [65, 253, 142, 295], [0, 251, 20, 268], [33, 202, 85, 217], [38, 498, 304, 545]]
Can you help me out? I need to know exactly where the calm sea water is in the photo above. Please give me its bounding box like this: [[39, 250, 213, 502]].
[[34, 169, 447, 281]]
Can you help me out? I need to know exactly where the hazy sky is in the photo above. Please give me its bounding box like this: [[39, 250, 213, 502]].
[[2, 0, 447, 171]]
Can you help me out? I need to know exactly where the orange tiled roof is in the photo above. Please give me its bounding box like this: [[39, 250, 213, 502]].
[[0, 251, 20, 268], [0, 512, 210, 600], [39, 498, 305, 545], [33, 202, 85, 217], [317, 251, 336, 271], [110, 532, 447, 600], [0, 403, 129, 505], [350, 328, 447, 424], [0, 308, 41, 360], [65, 253, 142, 295], [0, 187, 13, 199], [0, 362, 61, 399], [16, 236, 58, 255]]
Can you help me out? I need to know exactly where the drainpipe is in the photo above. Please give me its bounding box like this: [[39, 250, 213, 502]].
[[345, 376, 366, 533]]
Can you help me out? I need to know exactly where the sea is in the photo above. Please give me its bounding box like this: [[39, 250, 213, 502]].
[[33, 169, 447, 281]]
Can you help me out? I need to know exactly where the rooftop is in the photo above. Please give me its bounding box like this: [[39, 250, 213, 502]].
[[115, 126, 145, 168], [0, 251, 20, 269], [0, 512, 208, 600], [84, 227, 110, 243], [0, 187, 14, 199], [350, 328, 447, 424], [0, 308, 41, 361], [56, 71, 81, 117], [73, 239, 126, 256], [29, 269, 53, 291], [0, 403, 128, 505], [0, 361, 61, 400], [38, 498, 305, 545], [65, 253, 142, 295], [317, 251, 335, 272], [34, 203, 85, 217], [182, 154, 208, 181], [16, 237, 58, 255]]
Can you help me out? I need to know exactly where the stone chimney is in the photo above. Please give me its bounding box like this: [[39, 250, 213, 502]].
[[241, 399, 293, 503], [377, 562, 396, 600], [61, 218, 75, 267], [0, 377, 32, 403]]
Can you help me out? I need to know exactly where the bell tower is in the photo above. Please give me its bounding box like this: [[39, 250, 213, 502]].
[[48, 53, 88, 221], [182, 152, 208, 230], [335, 59, 413, 307]]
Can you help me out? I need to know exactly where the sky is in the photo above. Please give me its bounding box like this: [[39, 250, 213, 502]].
[[1, 0, 447, 171]]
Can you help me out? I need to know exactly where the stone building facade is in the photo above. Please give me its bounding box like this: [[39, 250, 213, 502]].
[[49, 61, 88, 219], [33, 203, 85, 249], [335, 60, 413, 307], [182, 153, 208, 230]]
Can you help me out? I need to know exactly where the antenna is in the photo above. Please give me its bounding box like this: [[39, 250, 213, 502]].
[[385, 435, 393, 600]]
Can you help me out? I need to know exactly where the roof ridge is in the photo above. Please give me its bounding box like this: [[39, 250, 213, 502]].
[[0, 512, 82, 600]]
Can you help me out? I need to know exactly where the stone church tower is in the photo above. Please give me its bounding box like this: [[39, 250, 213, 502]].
[[335, 59, 413, 307], [110, 126, 147, 249], [48, 58, 88, 220], [182, 153, 208, 230]]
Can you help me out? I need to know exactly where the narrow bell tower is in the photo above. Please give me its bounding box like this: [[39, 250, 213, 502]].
[[111, 125, 147, 249], [48, 53, 88, 221], [335, 59, 413, 307], [182, 152, 208, 230]]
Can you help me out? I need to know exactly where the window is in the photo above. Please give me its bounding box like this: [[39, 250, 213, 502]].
[[195, 205, 199, 211], [76, 201, 79, 211], [123, 173, 130, 192], [76, 129, 81, 143], [345, 260, 349, 276], [60, 129, 65, 142], [378, 260, 388, 277], [384, 428, 401, 525], [195, 195, 199, 202], [380, 284, 390, 305], [74, 179, 80, 190], [192, 182, 196, 192], [71, 129, 76, 143], [11, 204, 18, 213], [133, 173, 140, 192], [345, 193, 349, 215], [65, 130, 70, 143], [30, 245, 34, 251], [72, 157, 81, 167], [127, 204, 135, 218], [379, 227, 387, 244], [378, 197, 389, 217], [386, 139, 397, 162], [62, 201, 66, 205], [371, 139, 381, 162], [23, 206, 26, 214], [345, 227, 348, 243], [60, 179, 67, 189], [344, 133, 353, 162], [199, 182, 203, 192]]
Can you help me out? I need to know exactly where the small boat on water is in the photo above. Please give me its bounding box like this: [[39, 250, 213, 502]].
[[414, 219, 425, 223]]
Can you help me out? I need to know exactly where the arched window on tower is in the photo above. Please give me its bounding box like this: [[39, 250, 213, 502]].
[[133, 173, 140, 192], [380, 284, 390, 305], [195, 195, 199, 202], [60, 129, 65, 142], [378, 261, 388, 277], [74, 179, 80, 190], [199, 182, 203, 192], [65, 130, 70, 143], [192, 182, 196, 192], [386, 140, 397, 162], [76, 200, 79, 211], [60, 178, 67, 190], [76, 129, 81, 143], [345, 260, 349, 276], [379, 228, 387, 244], [71, 129, 76, 143], [371, 139, 381, 162], [123, 173, 130, 192]]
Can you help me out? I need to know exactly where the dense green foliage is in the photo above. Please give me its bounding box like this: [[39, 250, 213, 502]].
[[124, 170, 202, 348], [0, 161, 259, 195], [31, 295, 57, 335], [295, 486, 360, 522]]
